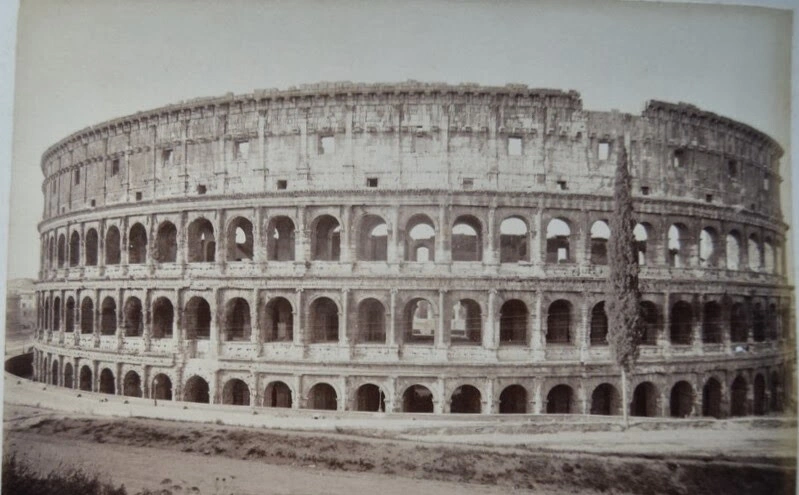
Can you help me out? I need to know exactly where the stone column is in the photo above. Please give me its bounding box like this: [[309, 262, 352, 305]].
[[339, 288, 350, 345], [210, 287, 220, 356], [532, 379, 543, 414], [531, 290, 543, 356], [579, 294, 590, 361], [532, 209, 543, 265], [295, 206, 309, 263], [483, 289, 497, 350], [253, 207, 265, 263], [388, 205, 400, 264], [388, 288, 398, 346], [251, 288, 261, 347], [293, 288, 304, 346], [340, 206, 352, 263], [485, 206, 498, 265], [173, 289, 182, 345], [437, 203, 451, 264], [660, 292, 672, 356], [436, 289, 448, 349]]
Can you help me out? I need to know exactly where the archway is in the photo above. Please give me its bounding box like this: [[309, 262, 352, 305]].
[[222, 379, 251, 406], [670, 381, 694, 418], [357, 298, 386, 343], [702, 301, 722, 343], [105, 226, 121, 265], [152, 297, 174, 338], [450, 385, 481, 414], [770, 371, 783, 413], [356, 384, 385, 412], [310, 297, 339, 342], [452, 216, 482, 262], [450, 299, 481, 344], [224, 298, 251, 341], [702, 378, 722, 419], [405, 216, 435, 262], [69, 231, 81, 266], [404, 298, 435, 343], [730, 376, 748, 417], [124, 297, 143, 337], [499, 299, 527, 344], [80, 297, 94, 334], [151, 374, 172, 401], [226, 217, 254, 261], [266, 216, 295, 261], [262, 297, 293, 342], [307, 383, 337, 410], [311, 215, 341, 261], [79, 365, 92, 391], [128, 223, 147, 264], [545, 218, 571, 263], [185, 297, 211, 339], [589, 302, 608, 345], [546, 385, 574, 414], [498, 385, 527, 414], [100, 297, 117, 335], [402, 385, 434, 413], [631, 382, 658, 417], [155, 221, 178, 262], [726, 231, 741, 270], [753, 374, 766, 416], [51, 360, 59, 385], [546, 300, 572, 344], [123, 371, 142, 398], [500, 217, 528, 263], [589, 220, 610, 265], [263, 381, 292, 408], [669, 301, 693, 345], [590, 383, 621, 416], [99, 368, 115, 395], [187, 218, 216, 262], [63, 363, 74, 389], [358, 215, 388, 261], [184, 376, 210, 403]]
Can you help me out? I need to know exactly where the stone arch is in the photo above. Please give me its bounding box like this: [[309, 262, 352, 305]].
[[748, 233, 761, 271], [670, 381, 694, 418], [450, 299, 481, 344], [402, 384, 434, 413], [546, 384, 575, 414], [99, 368, 115, 394], [452, 215, 482, 262], [499, 299, 528, 344], [307, 382, 337, 410], [589, 220, 610, 265], [152, 373, 172, 401], [699, 227, 719, 267], [357, 215, 388, 261], [184, 375, 210, 403], [185, 296, 211, 339], [499, 216, 528, 263], [51, 359, 59, 385], [155, 221, 177, 263], [124, 297, 143, 337], [266, 216, 295, 261], [702, 301, 722, 343], [545, 218, 571, 263], [226, 216, 254, 261], [589, 301, 608, 345], [100, 296, 117, 335], [499, 384, 528, 414], [357, 298, 386, 343], [730, 375, 748, 417], [730, 303, 747, 342], [57, 233, 66, 267], [590, 383, 621, 415], [80, 297, 94, 334], [669, 300, 692, 345], [404, 297, 436, 343], [69, 231, 80, 266], [631, 381, 659, 417], [667, 223, 690, 267], [65, 297, 75, 333], [128, 223, 147, 264], [105, 226, 121, 265], [763, 238, 775, 273], [187, 218, 216, 263], [546, 299, 572, 344], [752, 303, 766, 342], [52, 296, 61, 332], [769, 370, 783, 413], [767, 303, 779, 341], [634, 223, 650, 265], [450, 384, 481, 413], [43, 298, 49, 330], [261, 297, 293, 342], [47, 236, 55, 268], [311, 215, 341, 261], [152, 297, 174, 338], [405, 214, 436, 262], [85, 228, 99, 266], [726, 230, 742, 270], [79, 365, 92, 391], [356, 383, 385, 412], [123, 370, 142, 398], [263, 381, 293, 408], [63, 362, 73, 389], [702, 377, 722, 418], [309, 297, 339, 342], [753, 374, 766, 416], [224, 297, 251, 341], [222, 378, 250, 406]]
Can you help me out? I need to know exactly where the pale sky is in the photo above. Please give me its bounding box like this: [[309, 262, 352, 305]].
[[7, 0, 793, 279]]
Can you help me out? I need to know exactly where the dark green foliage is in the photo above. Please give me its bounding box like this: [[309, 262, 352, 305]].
[[2, 453, 129, 495], [606, 144, 643, 371]]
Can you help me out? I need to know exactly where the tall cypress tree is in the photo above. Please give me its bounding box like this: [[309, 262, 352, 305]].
[[606, 141, 643, 427]]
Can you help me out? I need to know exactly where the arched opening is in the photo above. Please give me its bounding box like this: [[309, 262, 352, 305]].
[[702, 378, 722, 419], [100, 297, 117, 335], [69, 231, 80, 266], [699, 227, 718, 267], [51, 360, 59, 385], [730, 376, 748, 417], [310, 297, 339, 342], [80, 297, 94, 334], [589, 220, 610, 265], [356, 384, 385, 412], [402, 385, 434, 413], [546, 299, 572, 344], [753, 374, 766, 416], [670, 381, 694, 418], [546, 385, 574, 414], [752, 303, 766, 342], [65, 297, 75, 333], [124, 297, 143, 337], [450, 385, 481, 414], [85, 229, 98, 266], [499, 385, 527, 414], [589, 302, 608, 345], [53, 297, 61, 332], [358, 215, 388, 261], [545, 218, 571, 263], [450, 299, 481, 344], [224, 298, 251, 341], [155, 221, 177, 263], [57, 234, 66, 267], [185, 297, 211, 340], [406, 216, 435, 262], [43, 298, 49, 330], [499, 299, 528, 344], [631, 382, 658, 417], [702, 301, 722, 343], [730, 303, 747, 343], [79, 365, 92, 391], [634, 223, 649, 265], [152, 297, 174, 339], [726, 231, 741, 270], [105, 226, 121, 265], [48, 237, 54, 269], [99, 368, 115, 395], [184, 376, 210, 403], [311, 215, 341, 261], [226, 217, 254, 261], [187, 218, 216, 263], [261, 297, 293, 342], [266, 216, 295, 261], [357, 298, 386, 343], [769, 371, 783, 413], [123, 371, 142, 398], [669, 301, 693, 345], [64, 363, 73, 389], [128, 223, 147, 264], [307, 383, 337, 410], [591, 383, 621, 416], [668, 224, 689, 268], [500, 217, 528, 263], [404, 298, 435, 343], [767, 303, 779, 341], [452, 216, 482, 262], [151, 374, 172, 401], [748, 234, 761, 271], [263, 381, 292, 408], [763, 239, 775, 273], [222, 379, 250, 406]]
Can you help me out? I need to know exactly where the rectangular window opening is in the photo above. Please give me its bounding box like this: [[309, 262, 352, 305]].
[[598, 141, 610, 161], [705, 194, 713, 203], [727, 160, 737, 178], [111, 159, 120, 176], [235, 141, 250, 159], [462, 178, 474, 190], [277, 180, 288, 190], [641, 186, 650, 196], [508, 137, 522, 156], [74, 169, 80, 185], [320, 135, 335, 155], [673, 149, 685, 168], [90, 199, 96, 207], [366, 177, 378, 188], [557, 180, 568, 191], [135, 192, 143, 201], [161, 149, 173, 166], [197, 184, 207, 195]]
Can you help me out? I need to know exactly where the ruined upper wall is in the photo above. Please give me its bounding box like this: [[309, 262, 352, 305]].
[[39, 82, 784, 222]]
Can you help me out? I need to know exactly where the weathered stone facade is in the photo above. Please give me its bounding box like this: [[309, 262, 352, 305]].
[[33, 82, 793, 417]]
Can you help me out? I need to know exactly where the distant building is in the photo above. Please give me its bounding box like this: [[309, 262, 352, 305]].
[[6, 278, 37, 331]]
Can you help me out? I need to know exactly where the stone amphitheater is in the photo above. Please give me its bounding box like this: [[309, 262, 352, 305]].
[[31, 81, 793, 418]]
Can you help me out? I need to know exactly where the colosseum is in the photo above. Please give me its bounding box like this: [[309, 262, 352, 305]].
[[31, 81, 793, 419]]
